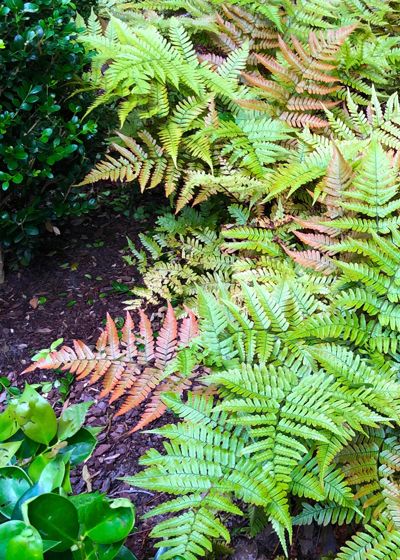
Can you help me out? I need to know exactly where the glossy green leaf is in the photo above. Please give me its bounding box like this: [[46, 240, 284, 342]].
[[57, 401, 93, 441], [59, 427, 97, 465], [23, 2, 39, 12], [71, 539, 127, 560], [27, 494, 79, 552], [37, 456, 66, 491], [12, 457, 66, 521], [28, 454, 52, 483], [0, 407, 19, 441], [0, 520, 43, 559], [14, 386, 57, 444], [0, 440, 22, 467], [0, 466, 31, 518], [43, 540, 61, 553], [115, 546, 138, 560], [71, 494, 135, 544]]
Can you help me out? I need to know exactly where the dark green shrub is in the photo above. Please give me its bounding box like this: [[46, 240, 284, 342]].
[[0, 0, 112, 264]]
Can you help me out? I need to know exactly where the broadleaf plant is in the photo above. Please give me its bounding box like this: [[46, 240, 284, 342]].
[[0, 385, 136, 559]]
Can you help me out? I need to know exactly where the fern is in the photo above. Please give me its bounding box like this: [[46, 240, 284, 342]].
[[24, 306, 200, 432], [124, 392, 292, 557], [78, 14, 251, 197], [123, 206, 235, 308], [58, 3, 400, 558], [124, 272, 400, 557]]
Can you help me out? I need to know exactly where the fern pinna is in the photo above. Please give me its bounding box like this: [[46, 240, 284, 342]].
[[125, 273, 400, 558], [24, 305, 200, 432]]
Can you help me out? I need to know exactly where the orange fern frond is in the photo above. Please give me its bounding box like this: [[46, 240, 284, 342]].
[[293, 232, 336, 254], [139, 310, 155, 363], [198, 53, 226, 69], [106, 313, 121, 358], [23, 308, 200, 432], [179, 307, 199, 344], [249, 26, 356, 127], [286, 97, 339, 111], [255, 53, 298, 83], [293, 217, 339, 236], [309, 26, 357, 61], [234, 98, 271, 112], [323, 145, 354, 217], [115, 367, 164, 418], [109, 365, 140, 404], [282, 246, 335, 274], [128, 375, 194, 434], [280, 112, 329, 129], [122, 311, 137, 359], [155, 303, 178, 369], [241, 72, 287, 101]]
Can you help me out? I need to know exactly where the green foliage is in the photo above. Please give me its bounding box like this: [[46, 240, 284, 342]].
[[0, 0, 112, 263], [0, 385, 136, 559], [78, 0, 400, 214], [126, 269, 400, 558], [124, 205, 234, 307], [24, 1, 400, 559], [24, 306, 201, 433], [77, 13, 253, 199]]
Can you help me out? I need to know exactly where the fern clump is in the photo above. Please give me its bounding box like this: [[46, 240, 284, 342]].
[[77, 13, 255, 200], [28, 2, 400, 559], [123, 206, 235, 308], [125, 272, 400, 557]]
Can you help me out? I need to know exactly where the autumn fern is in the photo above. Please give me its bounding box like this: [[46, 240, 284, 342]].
[[24, 305, 200, 432]]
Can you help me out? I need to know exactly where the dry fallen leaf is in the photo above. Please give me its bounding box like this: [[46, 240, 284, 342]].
[[82, 464, 93, 492], [29, 296, 39, 309]]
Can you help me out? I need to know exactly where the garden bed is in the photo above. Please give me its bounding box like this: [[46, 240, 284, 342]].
[[0, 207, 353, 560]]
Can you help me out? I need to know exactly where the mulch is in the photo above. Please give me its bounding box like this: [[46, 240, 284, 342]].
[[0, 207, 169, 559], [0, 206, 354, 559]]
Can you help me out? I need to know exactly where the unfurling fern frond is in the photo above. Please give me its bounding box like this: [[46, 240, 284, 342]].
[[23, 305, 200, 432]]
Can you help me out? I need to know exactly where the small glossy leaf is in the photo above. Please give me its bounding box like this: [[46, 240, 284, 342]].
[[58, 401, 93, 440], [27, 494, 79, 552], [28, 454, 52, 482], [12, 456, 66, 520], [115, 546, 138, 559], [23, 2, 39, 11], [59, 427, 97, 465], [0, 407, 19, 440], [71, 494, 135, 544], [71, 539, 125, 560], [0, 466, 31, 518], [0, 440, 22, 466], [0, 520, 43, 559], [43, 540, 61, 552], [37, 455, 66, 491], [14, 386, 57, 444]]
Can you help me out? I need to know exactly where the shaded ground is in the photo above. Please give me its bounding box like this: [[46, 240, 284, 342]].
[[0, 207, 169, 559], [0, 206, 353, 559]]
